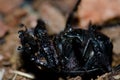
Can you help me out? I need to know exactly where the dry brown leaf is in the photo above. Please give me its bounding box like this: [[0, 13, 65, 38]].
[[77, 0, 120, 28], [0, 0, 23, 14]]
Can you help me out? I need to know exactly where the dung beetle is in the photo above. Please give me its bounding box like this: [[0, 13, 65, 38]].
[[18, 0, 119, 79]]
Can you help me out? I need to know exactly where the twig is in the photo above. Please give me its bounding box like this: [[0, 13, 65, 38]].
[[0, 68, 5, 80], [113, 74, 120, 80], [12, 74, 17, 80], [10, 70, 35, 79]]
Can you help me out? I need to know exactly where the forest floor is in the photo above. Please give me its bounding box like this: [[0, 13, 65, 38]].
[[0, 0, 120, 80]]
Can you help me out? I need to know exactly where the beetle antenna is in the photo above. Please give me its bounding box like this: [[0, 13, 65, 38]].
[[65, 0, 81, 29]]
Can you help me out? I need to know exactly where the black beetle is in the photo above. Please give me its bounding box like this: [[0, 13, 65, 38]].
[[18, 0, 119, 79]]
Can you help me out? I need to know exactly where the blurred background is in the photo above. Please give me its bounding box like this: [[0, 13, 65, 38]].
[[0, 0, 120, 80]]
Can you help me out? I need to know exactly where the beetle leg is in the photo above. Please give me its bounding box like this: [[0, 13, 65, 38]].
[[78, 38, 94, 66], [18, 29, 38, 54], [65, 0, 81, 29], [34, 20, 58, 68], [82, 39, 92, 58], [80, 36, 112, 72], [80, 39, 101, 71], [18, 30, 47, 67]]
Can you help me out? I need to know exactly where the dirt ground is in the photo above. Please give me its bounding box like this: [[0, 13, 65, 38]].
[[0, 0, 120, 80]]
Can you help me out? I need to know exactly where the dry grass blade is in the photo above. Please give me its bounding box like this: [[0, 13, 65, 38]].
[[10, 70, 35, 79], [113, 75, 120, 80], [0, 68, 5, 80], [12, 74, 17, 80]]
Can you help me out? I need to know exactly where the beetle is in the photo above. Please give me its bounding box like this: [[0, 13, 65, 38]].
[[18, 0, 119, 79]]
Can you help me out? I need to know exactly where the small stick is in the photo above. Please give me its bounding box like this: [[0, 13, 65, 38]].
[[113, 75, 120, 80], [0, 68, 5, 80], [11, 70, 35, 79], [12, 74, 17, 80]]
